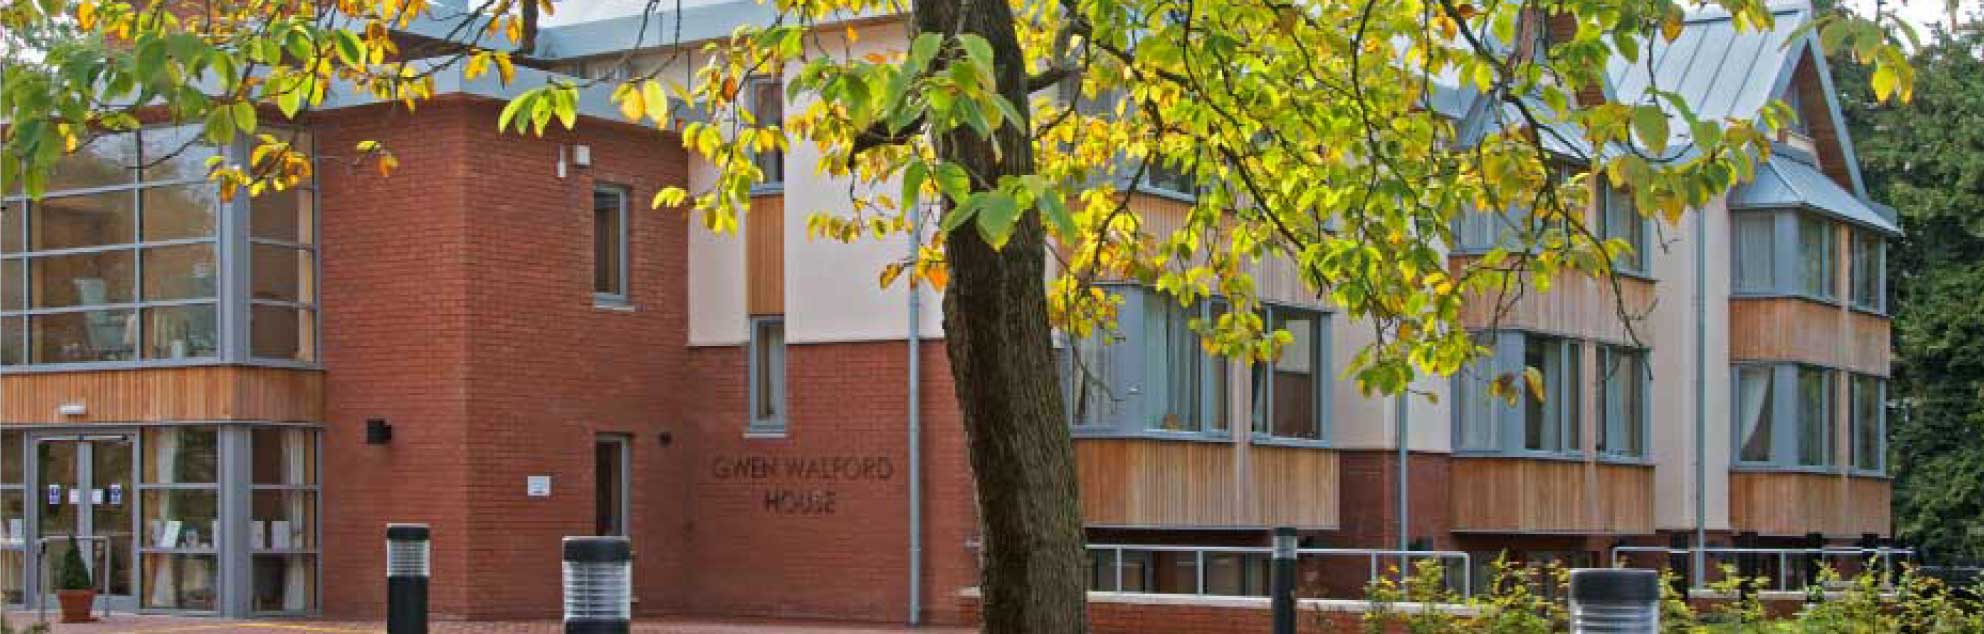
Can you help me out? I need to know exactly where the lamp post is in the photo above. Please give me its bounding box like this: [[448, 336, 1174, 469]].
[[562, 536, 632, 634], [385, 524, 430, 634], [1568, 568, 1659, 633]]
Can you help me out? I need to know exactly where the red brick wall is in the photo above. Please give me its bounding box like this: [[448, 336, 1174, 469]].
[[958, 596, 1410, 634], [316, 97, 695, 619], [678, 341, 981, 624]]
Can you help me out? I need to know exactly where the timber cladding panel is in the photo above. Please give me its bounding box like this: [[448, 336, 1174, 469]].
[[746, 194, 784, 316], [1449, 457, 1654, 534], [0, 366, 322, 423], [1728, 297, 1890, 376], [1075, 437, 1338, 529], [1729, 471, 1892, 537], [1449, 257, 1657, 345]]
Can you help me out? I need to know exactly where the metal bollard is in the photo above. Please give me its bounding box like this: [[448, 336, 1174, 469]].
[[1569, 568, 1660, 634], [1270, 527, 1297, 634], [386, 524, 431, 634], [563, 536, 632, 634]]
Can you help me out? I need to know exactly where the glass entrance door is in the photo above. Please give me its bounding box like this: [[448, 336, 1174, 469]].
[[33, 435, 134, 609]]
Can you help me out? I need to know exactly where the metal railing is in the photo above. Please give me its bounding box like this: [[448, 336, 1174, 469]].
[[1087, 543, 1474, 598], [35, 534, 115, 623], [1609, 545, 1914, 592]]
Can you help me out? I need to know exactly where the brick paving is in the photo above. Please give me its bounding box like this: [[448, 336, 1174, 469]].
[[7, 613, 971, 634]]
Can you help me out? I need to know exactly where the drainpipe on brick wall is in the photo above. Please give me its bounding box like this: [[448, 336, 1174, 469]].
[[907, 205, 925, 626], [1693, 204, 1708, 588]]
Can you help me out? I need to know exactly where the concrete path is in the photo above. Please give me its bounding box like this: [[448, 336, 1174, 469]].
[[10, 614, 971, 633]]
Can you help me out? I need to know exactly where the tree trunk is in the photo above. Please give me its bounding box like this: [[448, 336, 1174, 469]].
[[911, 0, 1089, 632]]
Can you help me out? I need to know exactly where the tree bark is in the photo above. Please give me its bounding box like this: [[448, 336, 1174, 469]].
[[912, 0, 1089, 632]]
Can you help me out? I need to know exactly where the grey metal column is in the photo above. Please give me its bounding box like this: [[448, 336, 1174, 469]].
[[1569, 569, 1659, 633], [219, 427, 252, 617], [1270, 527, 1297, 634]]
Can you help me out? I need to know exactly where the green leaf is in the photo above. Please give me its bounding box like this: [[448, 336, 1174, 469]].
[[230, 101, 256, 134], [1631, 106, 1670, 155], [900, 161, 928, 214], [908, 34, 942, 71], [958, 34, 994, 73], [972, 190, 1020, 250], [933, 162, 971, 204]]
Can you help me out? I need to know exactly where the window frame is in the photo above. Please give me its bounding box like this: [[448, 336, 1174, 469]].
[[746, 315, 787, 435], [1451, 330, 1588, 459], [1596, 345, 1649, 460], [1848, 230, 1885, 313], [1598, 183, 1649, 276], [1849, 373, 1885, 475], [2, 126, 322, 371], [1249, 303, 1330, 445], [1730, 362, 1843, 472], [591, 184, 631, 306], [744, 77, 785, 192]]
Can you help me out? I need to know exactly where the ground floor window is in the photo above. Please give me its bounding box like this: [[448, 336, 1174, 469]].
[[0, 423, 318, 615]]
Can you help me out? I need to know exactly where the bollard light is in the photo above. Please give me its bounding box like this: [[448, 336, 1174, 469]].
[[385, 524, 430, 634], [563, 536, 632, 634], [1569, 568, 1660, 634], [1270, 527, 1298, 634]]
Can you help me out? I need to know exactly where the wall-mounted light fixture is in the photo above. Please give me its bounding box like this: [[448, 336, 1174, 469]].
[[367, 418, 394, 445], [57, 403, 86, 417], [656, 431, 672, 448]]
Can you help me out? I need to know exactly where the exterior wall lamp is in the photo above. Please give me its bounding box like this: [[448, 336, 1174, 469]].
[[367, 418, 394, 445]]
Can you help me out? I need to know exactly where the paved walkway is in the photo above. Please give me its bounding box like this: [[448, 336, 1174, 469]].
[[8, 614, 971, 633]]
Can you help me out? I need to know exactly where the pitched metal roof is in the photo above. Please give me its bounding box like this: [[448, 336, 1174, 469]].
[[1606, 3, 1815, 126], [1732, 153, 1901, 235]]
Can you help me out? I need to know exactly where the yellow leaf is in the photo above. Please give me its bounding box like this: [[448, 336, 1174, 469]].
[[878, 262, 906, 288], [617, 84, 645, 121], [921, 264, 949, 291], [377, 152, 400, 177], [640, 80, 668, 125], [494, 53, 516, 85], [77, 1, 96, 30]]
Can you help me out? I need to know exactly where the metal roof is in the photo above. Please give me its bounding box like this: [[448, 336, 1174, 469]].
[[1731, 153, 1901, 235], [1606, 3, 1812, 127]]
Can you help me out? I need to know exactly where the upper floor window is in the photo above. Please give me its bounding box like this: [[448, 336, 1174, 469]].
[[1454, 330, 1591, 457], [748, 316, 786, 434], [1062, 288, 1322, 441], [593, 185, 629, 304], [1731, 210, 1843, 302], [2, 126, 317, 367], [1733, 363, 1836, 469], [1850, 374, 1884, 473], [1597, 346, 1647, 458], [1599, 184, 1646, 274], [1797, 215, 1836, 300], [1849, 230, 1885, 312], [747, 78, 784, 187], [1251, 305, 1326, 441]]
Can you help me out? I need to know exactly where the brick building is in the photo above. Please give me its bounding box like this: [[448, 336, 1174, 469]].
[[0, 0, 1895, 625]]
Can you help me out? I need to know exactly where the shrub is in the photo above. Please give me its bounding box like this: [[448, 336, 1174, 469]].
[[54, 536, 91, 592]]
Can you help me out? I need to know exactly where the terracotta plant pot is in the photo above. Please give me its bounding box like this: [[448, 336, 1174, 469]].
[[57, 589, 96, 623]]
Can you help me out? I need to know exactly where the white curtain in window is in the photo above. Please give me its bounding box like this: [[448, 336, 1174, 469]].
[[1732, 215, 1775, 291], [147, 430, 178, 607], [1458, 361, 1497, 450], [1736, 367, 1773, 462], [283, 432, 309, 611]]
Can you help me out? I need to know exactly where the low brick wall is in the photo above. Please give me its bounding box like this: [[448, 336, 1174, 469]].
[[957, 591, 1464, 633]]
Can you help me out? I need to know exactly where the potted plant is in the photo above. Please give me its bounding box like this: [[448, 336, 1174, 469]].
[[53, 535, 94, 623]]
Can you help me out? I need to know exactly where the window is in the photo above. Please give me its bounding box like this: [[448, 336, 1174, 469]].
[[1797, 215, 1835, 299], [1062, 287, 1246, 436], [592, 186, 629, 303], [248, 132, 320, 362], [1062, 327, 1120, 427], [748, 317, 786, 433], [1731, 213, 1776, 292], [595, 435, 630, 536], [1796, 367, 1835, 467], [141, 426, 221, 611], [1141, 159, 1196, 198], [1850, 375, 1883, 473], [250, 427, 320, 613], [1522, 336, 1580, 453], [1454, 331, 1587, 455], [1598, 346, 1646, 458], [1734, 366, 1775, 463], [1850, 231, 1884, 312], [1149, 297, 1203, 432], [1600, 184, 1645, 274], [1252, 305, 1325, 441], [747, 79, 784, 186]]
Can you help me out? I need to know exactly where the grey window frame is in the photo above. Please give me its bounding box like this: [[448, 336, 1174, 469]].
[[1596, 345, 1649, 460], [591, 185, 631, 306], [1731, 208, 1850, 305], [1060, 286, 1239, 441], [2, 126, 321, 372], [1451, 330, 1586, 458], [1849, 373, 1885, 475], [746, 316, 787, 435], [1248, 303, 1330, 445], [1599, 183, 1649, 275], [745, 77, 784, 192], [593, 434, 632, 536], [1849, 230, 1885, 313], [1730, 363, 1841, 472]]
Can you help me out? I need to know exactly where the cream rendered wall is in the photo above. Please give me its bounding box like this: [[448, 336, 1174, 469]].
[[1648, 199, 1733, 533], [1328, 318, 1455, 452]]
